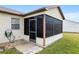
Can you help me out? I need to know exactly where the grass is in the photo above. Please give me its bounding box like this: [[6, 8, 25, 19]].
[[0, 48, 22, 54], [0, 32, 79, 54], [38, 33, 79, 54]]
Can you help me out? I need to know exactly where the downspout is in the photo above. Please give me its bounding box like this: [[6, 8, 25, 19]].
[[43, 14, 46, 47]]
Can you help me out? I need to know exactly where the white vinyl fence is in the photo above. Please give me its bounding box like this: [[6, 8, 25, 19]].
[[63, 20, 79, 32]]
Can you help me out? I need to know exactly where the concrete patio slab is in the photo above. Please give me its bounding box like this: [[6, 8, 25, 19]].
[[15, 42, 43, 54]]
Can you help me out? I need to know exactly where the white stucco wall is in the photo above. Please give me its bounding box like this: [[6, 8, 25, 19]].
[[36, 33, 63, 47], [0, 13, 24, 43], [63, 20, 79, 32], [45, 8, 63, 20], [23, 35, 29, 42], [36, 37, 43, 47], [45, 33, 63, 47]]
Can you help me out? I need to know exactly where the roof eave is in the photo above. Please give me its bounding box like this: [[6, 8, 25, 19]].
[[23, 6, 65, 20], [23, 8, 46, 16], [57, 7, 65, 20], [0, 10, 23, 16]]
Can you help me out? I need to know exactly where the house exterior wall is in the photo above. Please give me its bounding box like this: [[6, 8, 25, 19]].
[[24, 7, 63, 47], [0, 7, 63, 47], [45, 33, 63, 47], [17, 34, 63, 47], [36, 37, 44, 47], [44, 8, 63, 47], [24, 8, 63, 20], [45, 8, 63, 20], [0, 13, 24, 43], [63, 20, 79, 32], [34, 33, 63, 47]]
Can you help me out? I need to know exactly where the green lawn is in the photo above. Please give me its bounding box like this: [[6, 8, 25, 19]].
[[38, 33, 79, 54], [0, 48, 22, 54]]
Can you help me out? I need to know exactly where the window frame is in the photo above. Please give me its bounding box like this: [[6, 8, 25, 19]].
[[45, 14, 62, 38], [11, 18, 20, 30]]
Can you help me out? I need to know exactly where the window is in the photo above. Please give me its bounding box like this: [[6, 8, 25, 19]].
[[24, 15, 44, 38], [11, 18, 20, 29], [53, 19, 62, 35], [37, 15, 43, 38], [46, 15, 62, 37], [24, 18, 29, 35]]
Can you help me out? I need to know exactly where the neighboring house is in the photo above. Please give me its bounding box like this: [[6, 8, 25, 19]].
[[0, 5, 65, 47], [63, 20, 79, 33]]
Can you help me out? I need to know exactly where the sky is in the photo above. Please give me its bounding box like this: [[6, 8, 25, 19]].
[[2, 5, 79, 22], [61, 5, 79, 22]]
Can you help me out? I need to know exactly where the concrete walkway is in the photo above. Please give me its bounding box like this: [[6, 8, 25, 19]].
[[14, 41, 43, 54]]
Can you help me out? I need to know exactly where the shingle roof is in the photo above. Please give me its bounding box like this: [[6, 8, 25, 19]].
[[0, 6, 23, 16], [0, 5, 65, 19]]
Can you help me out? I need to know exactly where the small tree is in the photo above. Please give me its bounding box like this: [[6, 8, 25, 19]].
[[5, 29, 15, 43]]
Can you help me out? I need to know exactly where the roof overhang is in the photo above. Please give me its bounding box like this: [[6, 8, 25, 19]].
[[0, 6, 65, 19], [23, 8, 46, 16], [23, 5, 59, 16], [0, 10, 23, 16], [57, 7, 65, 20], [23, 5, 65, 20]]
